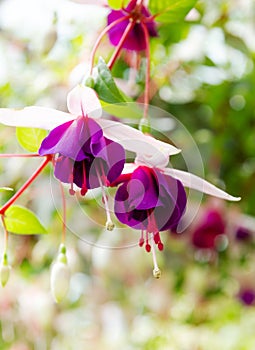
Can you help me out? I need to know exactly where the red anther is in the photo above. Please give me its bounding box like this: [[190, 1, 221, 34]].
[[145, 244, 151, 252], [158, 242, 164, 251], [69, 188, 75, 196], [139, 238, 144, 247], [80, 187, 88, 196]]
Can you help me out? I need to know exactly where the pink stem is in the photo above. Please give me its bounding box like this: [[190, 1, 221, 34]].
[[89, 15, 131, 75], [0, 153, 41, 158], [0, 155, 52, 215], [141, 21, 150, 119], [108, 20, 135, 70], [59, 182, 67, 244]]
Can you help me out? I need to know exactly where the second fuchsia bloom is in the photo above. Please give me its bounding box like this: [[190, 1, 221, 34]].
[[192, 209, 226, 250], [114, 165, 187, 252], [107, 0, 158, 51]]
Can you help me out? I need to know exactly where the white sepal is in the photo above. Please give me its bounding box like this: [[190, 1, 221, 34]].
[[163, 168, 241, 202], [67, 85, 102, 119]]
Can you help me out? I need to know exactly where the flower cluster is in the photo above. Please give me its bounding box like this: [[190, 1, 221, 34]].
[[0, 0, 241, 299]]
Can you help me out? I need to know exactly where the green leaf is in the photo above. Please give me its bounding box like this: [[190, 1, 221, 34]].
[[0, 187, 13, 192], [108, 0, 129, 9], [100, 100, 143, 120], [94, 57, 127, 104], [4, 205, 47, 235], [16, 127, 47, 152], [149, 0, 198, 23]]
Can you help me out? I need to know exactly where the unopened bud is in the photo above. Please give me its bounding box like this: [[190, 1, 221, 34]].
[[153, 268, 161, 279], [0, 254, 11, 287], [106, 220, 115, 231], [51, 246, 70, 303]]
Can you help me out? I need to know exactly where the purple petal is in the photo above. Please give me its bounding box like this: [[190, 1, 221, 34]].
[[39, 117, 103, 161], [54, 156, 74, 183]]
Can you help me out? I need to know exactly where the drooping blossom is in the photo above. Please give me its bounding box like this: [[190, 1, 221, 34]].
[[114, 165, 187, 252], [39, 109, 125, 196], [112, 161, 239, 260], [192, 209, 226, 250], [107, 0, 158, 51]]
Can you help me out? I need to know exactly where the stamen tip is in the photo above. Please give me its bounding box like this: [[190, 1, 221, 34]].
[[106, 220, 115, 231], [153, 268, 161, 279]]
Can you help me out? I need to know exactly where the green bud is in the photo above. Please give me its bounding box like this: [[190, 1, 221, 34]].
[[0, 255, 11, 287], [139, 118, 151, 134]]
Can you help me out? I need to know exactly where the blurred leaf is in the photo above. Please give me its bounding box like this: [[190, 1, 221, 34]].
[[149, 0, 198, 23], [94, 57, 127, 104], [16, 127, 47, 152], [0, 187, 13, 192], [5, 205, 47, 234], [101, 100, 143, 119], [108, 0, 128, 9]]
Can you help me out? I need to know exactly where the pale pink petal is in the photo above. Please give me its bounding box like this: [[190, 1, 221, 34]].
[[98, 119, 181, 167], [0, 107, 73, 130], [67, 85, 102, 118], [163, 168, 241, 202]]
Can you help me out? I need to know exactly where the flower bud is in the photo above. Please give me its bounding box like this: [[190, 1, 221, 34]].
[[50, 246, 70, 303], [0, 254, 11, 287]]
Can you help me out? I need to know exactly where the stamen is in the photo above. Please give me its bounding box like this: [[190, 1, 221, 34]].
[[96, 167, 115, 231], [151, 241, 161, 279], [145, 231, 151, 252], [139, 230, 145, 247], [80, 161, 88, 196], [68, 174, 75, 196]]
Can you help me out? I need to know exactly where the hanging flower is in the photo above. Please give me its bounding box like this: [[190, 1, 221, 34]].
[[114, 165, 187, 252], [39, 111, 125, 196], [107, 0, 158, 51], [112, 161, 239, 275], [192, 209, 226, 250]]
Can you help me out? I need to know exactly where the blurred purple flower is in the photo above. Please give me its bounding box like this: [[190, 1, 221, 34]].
[[107, 0, 158, 51], [235, 227, 252, 242], [192, 209, 226, 249], [239, 288, 255, 306], [114, 165, 187, 251]]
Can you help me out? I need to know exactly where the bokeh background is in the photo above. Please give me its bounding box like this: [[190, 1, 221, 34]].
[[0, 0, 255, 349]]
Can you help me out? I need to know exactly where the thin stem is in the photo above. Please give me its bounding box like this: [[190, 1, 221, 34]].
[[89, 15, 131, 75], [0, 153, 41, 158], [108, 20, 135, 70], [59, 182, 67, 244], [1, 215, 8, 254], [141, 21, 150, 119], [0, 155, 52, 215]]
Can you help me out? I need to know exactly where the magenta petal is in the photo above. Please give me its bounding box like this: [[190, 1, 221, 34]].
[[114, 166, 187, 231], [107, 0, 158, 52], [54, 156, 74, 184]]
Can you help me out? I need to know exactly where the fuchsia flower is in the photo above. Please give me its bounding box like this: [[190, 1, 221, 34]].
[[192, 209, 226, 250], [114, 165, 186, 252], [38, 107, 125, 196], [107, 0, 158, 51]]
